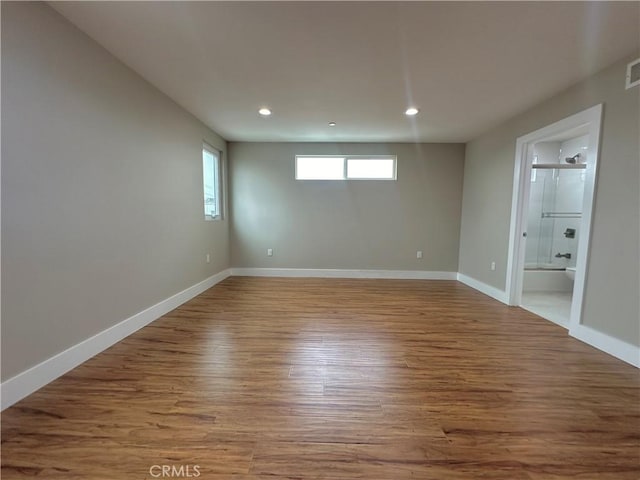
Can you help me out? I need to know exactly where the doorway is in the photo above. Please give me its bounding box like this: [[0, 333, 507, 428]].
[[505, 105, 603, 331]]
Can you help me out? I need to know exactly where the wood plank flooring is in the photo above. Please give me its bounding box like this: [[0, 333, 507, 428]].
[[2, 277, 639, 479]]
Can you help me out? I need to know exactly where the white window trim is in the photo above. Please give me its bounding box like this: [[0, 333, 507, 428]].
[[203, 143, 222, 221], [295, 155, 397, 181]]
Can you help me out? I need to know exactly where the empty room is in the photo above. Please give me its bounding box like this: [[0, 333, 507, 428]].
[[2, 1, 639, 479]]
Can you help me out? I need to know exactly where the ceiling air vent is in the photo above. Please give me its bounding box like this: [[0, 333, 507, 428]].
[[626, 58, 640, 89]]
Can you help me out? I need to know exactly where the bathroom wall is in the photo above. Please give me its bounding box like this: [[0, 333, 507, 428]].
[[533, 141, 562, 164]]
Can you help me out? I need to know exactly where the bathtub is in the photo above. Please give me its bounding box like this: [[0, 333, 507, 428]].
[[523, 268, 574, 292]]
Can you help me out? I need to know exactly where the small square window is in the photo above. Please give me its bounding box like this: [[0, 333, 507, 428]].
[[626, 58, 640, 89], [346, 158, 396, 179], [296, 156, 345, 180]]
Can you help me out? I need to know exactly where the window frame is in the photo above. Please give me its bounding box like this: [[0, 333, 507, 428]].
[[203, 143, 222, 221], [295, 155, 397, 181]]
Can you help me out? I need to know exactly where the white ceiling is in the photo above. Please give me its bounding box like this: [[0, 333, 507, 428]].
[[50, 1, 640, 143]]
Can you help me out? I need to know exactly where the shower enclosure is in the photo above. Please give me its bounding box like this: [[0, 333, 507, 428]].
[[525, 137, 587, 271]]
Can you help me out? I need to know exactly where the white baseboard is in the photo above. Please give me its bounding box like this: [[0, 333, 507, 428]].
[[570, 323, 640, 368], [0, 268, 232, 410], [456, 273, 508, 304], [455, 274, 639, 368], [230, 268, 457, 280], [4, 267, 635, 410]]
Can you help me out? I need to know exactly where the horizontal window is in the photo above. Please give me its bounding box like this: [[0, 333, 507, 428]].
[[347, 158, 396, 179], [295, 155, 397, 180], [296, 156, 345, 180]]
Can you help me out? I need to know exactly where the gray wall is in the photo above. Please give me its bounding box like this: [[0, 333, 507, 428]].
[[229, 143, 465, 271], [459, 55, 640, 345], [1, 2, 230, 380]]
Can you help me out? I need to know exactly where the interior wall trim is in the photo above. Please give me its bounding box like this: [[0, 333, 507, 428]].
[[3, 267, 636, 410], [457, 272, 639, 368], [570, 323, 640, 368], [0, 268, 232, 410], [456, 273, 509, 304], [230, 268, 458, 280]]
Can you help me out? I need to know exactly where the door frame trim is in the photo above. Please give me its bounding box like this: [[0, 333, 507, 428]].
[[505, 104, 603, 333]]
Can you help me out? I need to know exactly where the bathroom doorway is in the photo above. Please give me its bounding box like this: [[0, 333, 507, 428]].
[[505, 105, 603, 331]]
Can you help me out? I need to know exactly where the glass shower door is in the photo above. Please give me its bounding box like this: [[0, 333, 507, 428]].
[[525, 167, 584, 270]]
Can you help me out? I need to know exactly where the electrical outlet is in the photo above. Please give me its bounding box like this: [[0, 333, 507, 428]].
[[416, 250, 423, 259], [267, 248, 273, 257], [206, 254, 210, 264], [490, 261, 496, 271]]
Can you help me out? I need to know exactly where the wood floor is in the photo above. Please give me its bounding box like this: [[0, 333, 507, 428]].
[[2, 277, 639, 479]]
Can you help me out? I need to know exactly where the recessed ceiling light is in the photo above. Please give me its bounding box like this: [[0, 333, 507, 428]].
[[328, 122, 336, 127], [405, 107, 419, 116], [258, 108, 272, 116]]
